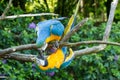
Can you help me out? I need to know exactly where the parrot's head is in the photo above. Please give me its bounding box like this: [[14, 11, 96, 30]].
[[36, 20, 64, 48]]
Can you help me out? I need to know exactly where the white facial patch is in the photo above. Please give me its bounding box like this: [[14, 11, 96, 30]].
[[36, 58, 45, 66], [40, 43, 48, 51]]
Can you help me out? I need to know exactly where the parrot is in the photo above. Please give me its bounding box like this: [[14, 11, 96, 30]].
[[35, 19, 66, 67], [35, 47, 74, 72], [36, 0, 80, 49], [36, 0, 80, 48]]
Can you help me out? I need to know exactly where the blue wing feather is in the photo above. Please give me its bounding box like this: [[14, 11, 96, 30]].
[[36, 19, 64, 47]]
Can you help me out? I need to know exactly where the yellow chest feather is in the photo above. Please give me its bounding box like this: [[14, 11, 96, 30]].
[[46, 34, 61, 43], [39, 49, 65, 70]]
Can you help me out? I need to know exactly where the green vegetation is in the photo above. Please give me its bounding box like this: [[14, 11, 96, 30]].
[[0, 0, 120, 79]]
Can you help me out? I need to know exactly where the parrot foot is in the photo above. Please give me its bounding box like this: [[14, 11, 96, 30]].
[[45, 41, 58, 54], [37, 49, 45, 59]]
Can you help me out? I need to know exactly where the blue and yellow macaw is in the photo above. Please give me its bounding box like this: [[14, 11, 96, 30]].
[[35, 47, 74, 72], [36, 0, 80, 48]]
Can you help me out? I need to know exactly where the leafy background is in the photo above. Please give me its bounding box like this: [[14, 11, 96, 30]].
[[0, 0, 120, 79]]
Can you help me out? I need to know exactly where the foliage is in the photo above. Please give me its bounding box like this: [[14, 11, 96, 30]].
[[0, 0, 120, 80]]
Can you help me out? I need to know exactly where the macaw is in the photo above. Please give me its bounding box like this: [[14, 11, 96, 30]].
[[35, 19, 65, 68], [35, 47, 74, 72], [36, 0, 80, 48], [36, 19, 64, 49]]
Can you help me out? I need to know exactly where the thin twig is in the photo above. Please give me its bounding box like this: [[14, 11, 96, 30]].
[[60, 18, 88, 42], [1, 0, 13, 19], [61, 41, 120, 47], [0, 13, 58, 20]]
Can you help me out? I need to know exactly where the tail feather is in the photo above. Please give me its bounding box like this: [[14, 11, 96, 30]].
[[60, 48, 74, 69], [65, 48, 74, 62], [63, 0, 81, 37]]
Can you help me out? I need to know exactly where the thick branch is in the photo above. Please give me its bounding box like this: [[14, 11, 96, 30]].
[[0, 44, 37, 57], [1, 40, 120, 58], [0, 47, 103, 62], [3, 52, 36, 62], [74, 45, 104, 57], [0, 45, 109, 62], [0, 13, 58, 20], [103, 0, 118, 41]]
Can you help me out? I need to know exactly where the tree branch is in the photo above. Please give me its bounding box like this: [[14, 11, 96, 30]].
[[0, 13, 58, 20], [0, 44, 37, 57], [0, 46, 108, 62], [3, 52, 36, 62], [103, 0, 118, 41], [74, 45, 104, 57], [1, 40, 120, 58]]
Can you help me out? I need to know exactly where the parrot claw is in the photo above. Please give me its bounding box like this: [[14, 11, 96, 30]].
[[37, 50, 48, 66], [54, 41, 59, 48], [37, 49, 45, 60], [45, 41, 59, 54], [37, 42, 48, 59]]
